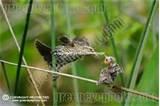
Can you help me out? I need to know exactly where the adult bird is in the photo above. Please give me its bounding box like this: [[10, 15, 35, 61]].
[[35, 36, 96, 80]]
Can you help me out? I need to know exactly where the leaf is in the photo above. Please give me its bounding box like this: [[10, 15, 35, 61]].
[[130, 48, 158, 106]]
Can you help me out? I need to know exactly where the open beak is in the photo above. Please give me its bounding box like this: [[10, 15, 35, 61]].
[[104, 56, 110, 65], [104, 59, 109, 65], [93, 52, 105, 57]]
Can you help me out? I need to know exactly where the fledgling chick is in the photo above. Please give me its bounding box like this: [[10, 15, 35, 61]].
[[98, 56, 122, 85], [35, 36, 96, 80]]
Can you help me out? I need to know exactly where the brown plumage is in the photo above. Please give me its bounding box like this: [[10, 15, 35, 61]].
[[98, 56, 122, 84]]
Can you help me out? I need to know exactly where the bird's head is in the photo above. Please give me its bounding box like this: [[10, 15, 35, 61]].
[[104, 56, 115, 66], [72, 37, 97, 56], [82, 46, 96, 55]]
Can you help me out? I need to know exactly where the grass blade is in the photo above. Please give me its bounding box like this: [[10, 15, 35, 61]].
[[124, 0, 158, 105], [130, 47, 158, 106], [14, 0, 33, 95], [50, 0, 58, 106]]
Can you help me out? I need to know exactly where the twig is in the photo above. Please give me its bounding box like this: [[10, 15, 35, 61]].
[[0, 1, 45, 106], [119, 86, 159, 101], [0, 59, 158, 102]]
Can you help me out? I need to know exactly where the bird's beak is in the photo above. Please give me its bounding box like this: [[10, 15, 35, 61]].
[[104, 58, 110, 65], [104, 59, 107, 64], [94, 52, 105, 57]]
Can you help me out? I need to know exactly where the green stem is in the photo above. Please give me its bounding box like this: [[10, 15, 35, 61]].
[[50, 0, 58, 106], [101, 0, 124, 85], [124, 0, 157, 106], [63, 0, 80, 105], [14, 0, 33, 95]]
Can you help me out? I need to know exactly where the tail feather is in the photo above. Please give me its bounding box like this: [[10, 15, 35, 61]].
[[35, 39, 52, 66], [35, 39, 62, 80]]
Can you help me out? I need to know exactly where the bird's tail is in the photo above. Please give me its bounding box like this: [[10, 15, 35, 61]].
[[35, 39, 52, 66], [35, 39, 59, 80]]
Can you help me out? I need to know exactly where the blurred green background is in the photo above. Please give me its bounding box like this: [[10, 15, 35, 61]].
[[0, 0, 158, 106]]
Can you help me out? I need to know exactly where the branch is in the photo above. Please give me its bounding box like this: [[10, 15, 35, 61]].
[[0, 59, 158, 102]]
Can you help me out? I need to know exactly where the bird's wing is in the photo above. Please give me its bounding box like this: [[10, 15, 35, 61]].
[[98, 68, 114, 84], [72, 37, 89, 46], [59, 36, 73, 46]]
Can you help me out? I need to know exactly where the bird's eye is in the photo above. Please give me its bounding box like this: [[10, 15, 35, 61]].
[[90, 48, 94, 52], [105, 58, 109, 62]]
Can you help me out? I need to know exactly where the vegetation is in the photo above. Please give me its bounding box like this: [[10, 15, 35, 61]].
[[0, 0, 158, 106]]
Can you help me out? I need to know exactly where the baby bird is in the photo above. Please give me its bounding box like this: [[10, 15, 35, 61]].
[[98, 56, 122, 85], [35, 36, 96, 80]]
